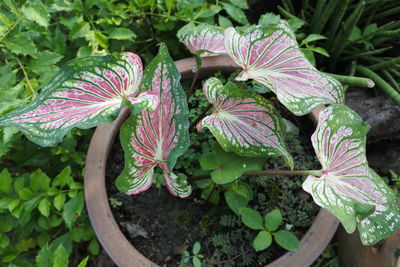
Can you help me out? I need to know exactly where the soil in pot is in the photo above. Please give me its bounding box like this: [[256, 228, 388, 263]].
[[105, 76, 321, 267]]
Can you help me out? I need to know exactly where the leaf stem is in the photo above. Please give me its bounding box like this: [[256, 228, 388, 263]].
[[0, 16, 23, 43], [187, 69, 200, 99], [189, 169, 323, 181], [324, 72, 375, 88], [190, 103, 213, 131], [15, 57, 37, 98]]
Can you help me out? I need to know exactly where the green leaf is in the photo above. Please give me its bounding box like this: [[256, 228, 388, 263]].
[[194, 7, 221, 19], [36, 243, 52, 267], [0, 169, 12, 194], [264, 209, 282, 231], [222, 3, 248, 24], [0, 220, 12, 232], [15, 238, 36, 252], [258, 13, 280, 25], [301, 34, 327, 46], [3, 126, 19, 143], [28, 51, 63, 74], [30, 169, 51, 192], [52, 244, 69, 267], [305, 47, 330, 57], [225, 191, 248, 215], [230, 0, 248, 9], [4, 34, 38, 56], [238, 207, 264, 230], [21, 3, 50, 27], [108, 28, 136, 40], [274, 230, 300, 251], [89, 238, 100, 255], [52, 166, 73, 188], [77, 257, 89, 267], [0, 233, 10, 248], [38, 198, 51, 217], [192, 256, 201, 267], [192, 241, 201, 254], [62, 192, 84, 228], [69, 22, 90, 40], [287, 18, 305, 32], [53, 193, 66, 211], [218, 15, 233, 28], [19, 188, 35, 200], [252, 231, 272, 251]]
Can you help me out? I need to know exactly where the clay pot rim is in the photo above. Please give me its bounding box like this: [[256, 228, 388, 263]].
[[84, 55, 339, 267]]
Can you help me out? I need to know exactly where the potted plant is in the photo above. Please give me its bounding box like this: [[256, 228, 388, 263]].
[[1, 18, 398, 266]]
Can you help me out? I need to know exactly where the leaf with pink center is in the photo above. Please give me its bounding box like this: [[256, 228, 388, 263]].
[[116, 44, 191, 198], [198, 77, 293, 168], [177, 23, 226, 57], [0, 52, 158, 146], [224, 21, 344, 115], [302, 105, 400, 245]]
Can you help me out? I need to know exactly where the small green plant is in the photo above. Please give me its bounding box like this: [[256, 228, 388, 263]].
[[238, 208, 300, 252], [179, 241, 203, 267]]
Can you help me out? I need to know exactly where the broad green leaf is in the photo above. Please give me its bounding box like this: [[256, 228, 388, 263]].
[[258, 13, 280, 25], [0, 169, 12, 194], [200, 147, 264, 184], [36, 243, 52, 267], [230, 0, 248, 9], [38, 198, 51, 217], [89, 238, 100, 255], [303, 105, 400, 245], [274, 230, 300, 251], [194, 7, 221, 19], [53, 244, 69, 267], [53, 193, 66, 211], [224, 21, 344, 116], [0, 53, 158, 146], [21, 3, 50, 27], [0, 220, 11, 232], [177, 23, 226, 57], [264, 209, 282, 231], [19, 188, 35, 200], [300, 34, 327, 46], [3, 126, 19, 143], [62, 192, 84, 228], [239, 207, 264, 230], [15, 238, 36, 252], [109, 28, 136, 40], [116, 44, 191, 198], [287, 18, 305, 32], [0, 233, 10, 248], [218, 15, 233, 28], [192, 256, 201, 267], [222, 3, 248, 24], [4, 34, 38, 56], [77, 257, 89, 267], [225, 191, 248, 215], [252, 231, 272, 251], [52, 166, 73, 188], [199, 78, 293, 168], [30, 169, 51, 192], [192, 241, 201, 254]]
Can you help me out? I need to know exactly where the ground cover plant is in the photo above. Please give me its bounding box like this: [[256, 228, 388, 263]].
[[0, 0, 399, 265]]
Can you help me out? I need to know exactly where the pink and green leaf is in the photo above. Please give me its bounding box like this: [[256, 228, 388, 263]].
[[224, 21, 344, 116], [177, 23, 226, 57], [0, 52, 154, 146], [198, 78, 293, 168], [116, 44, 191, 198], [302, 105, 400, 245]]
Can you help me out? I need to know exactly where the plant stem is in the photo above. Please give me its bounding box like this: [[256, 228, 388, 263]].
[[0, 16, 23, 43], [187, 69, 200, 99], [190, 104, 213, 131], [356, 65, 400, 105], [325, 72, 374, 88], [15, 57, 37, 98], [368, 57, 400, 71], [189, 169, 323, 181]]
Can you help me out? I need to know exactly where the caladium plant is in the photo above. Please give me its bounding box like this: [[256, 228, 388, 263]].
[[0, 13, 398, 248]]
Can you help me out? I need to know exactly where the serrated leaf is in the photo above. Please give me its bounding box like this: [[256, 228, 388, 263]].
[[199, 78, 293, 168], [177, 23, 226, 57], [274, 230, 300, 251], [116, 44, 191, 198], [0, 53, 158, 146], [62, 192, 84, 228], [30, 169, 51, 192], [4, 34, 38, 56], [38, 198, 51, 217], [36, 243, 52, 267], [53, 193, 66, 211], [222, 3, 248, 24], [21, 3, 50, 27], [302, 105, 400, 245], [224, 21, 344, 115], [264, 209, 282, 231], [252, 231, 272, 251], [109, 28, 136, 40], [239, 207, 264, 230]]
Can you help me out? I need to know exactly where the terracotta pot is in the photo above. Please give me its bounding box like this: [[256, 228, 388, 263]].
[[84, 56, 339, 267]]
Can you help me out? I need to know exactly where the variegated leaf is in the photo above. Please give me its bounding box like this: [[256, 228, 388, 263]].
[[198, 78, 293, 168], [0, 53, 158, 146], [177, 23, 226, 57], [224, 21, 344, 115], [302, 105, 400, 245], [116, 44, 191, 198]]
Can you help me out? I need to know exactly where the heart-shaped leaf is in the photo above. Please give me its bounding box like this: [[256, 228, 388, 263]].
[[198, 78, 293, 168], [302, 105, 400, 245], [0, 53, 158, 146], [116, 44, 191, 198], [224, 21, 344, 115], [177, 23, 226, 57]]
